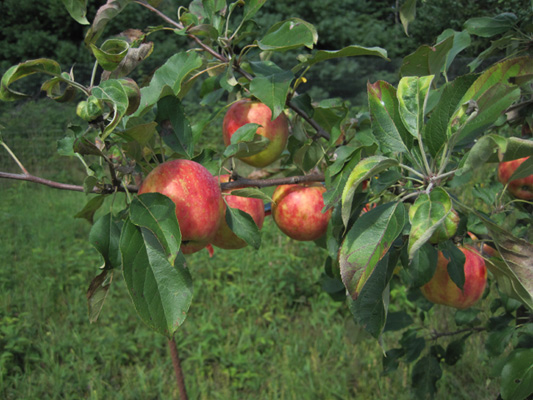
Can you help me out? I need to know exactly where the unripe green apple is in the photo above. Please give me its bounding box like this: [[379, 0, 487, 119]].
[[420, 246, 487, 309], [272, 183, 331, 241], [211, 175, 265, 250], [222, 99, 289, 168], [138, 159, 225, 254], [498, 156, 533, 200]]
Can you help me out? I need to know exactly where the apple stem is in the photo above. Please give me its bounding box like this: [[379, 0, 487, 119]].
[[168, 335, 189, 400]]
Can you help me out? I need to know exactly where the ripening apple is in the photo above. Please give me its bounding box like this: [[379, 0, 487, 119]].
[[420, 246, 487, 309], [211, 175, 265, 250], [138, 159, 225, 254], [498, 156, 533, 200], [272, 183, 332, 241], [222, 99, 289, 168]]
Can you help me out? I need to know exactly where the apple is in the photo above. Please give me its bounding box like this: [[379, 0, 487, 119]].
[[497, 156, 533, 200], [138, 159, 225, 254], [271, 183, 332, 241], [222, 99, 289, 168], [420, 246, 487, 309], [211, 175, 265, 250]]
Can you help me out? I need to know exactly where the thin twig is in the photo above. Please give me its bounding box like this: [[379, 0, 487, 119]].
[[168, 336, 189, 400], [428, 326, 485, 341], [220, 173, 325, 190]]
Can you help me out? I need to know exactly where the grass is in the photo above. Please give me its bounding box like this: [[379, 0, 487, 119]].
[[0, 182, 501, 399]]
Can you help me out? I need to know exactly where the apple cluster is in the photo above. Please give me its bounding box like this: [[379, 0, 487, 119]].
[[137, 99, 333, 255]]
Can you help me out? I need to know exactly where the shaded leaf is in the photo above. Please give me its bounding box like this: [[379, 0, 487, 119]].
[[464, 13, 517, 38], [406, 242, 438, 287], [411, 355, 442, 399], [227, 188, 273, 203], [384, 311, 414, 332], [249, 69, 294, 120], [340, 202, 407, 299], [400, 36, 454, 78], [400, 0, 417, 36], [225, 206, 261, 250], [89, 212, 122, 269], [91, 79, 129, 139], [120, 219, 193, 337], [87, 270, 113, 323], [257, 18, 318, 51], [500, 348, 533, 400], [0, 59, 62, 101], [306, 45, 388, 65], [155, 96, 194, 158], [74, 195, 106, 224], [61, 0, 90, 25], [85, 0, 132, 45], [90, 39, 129, 71], [105, 42, 154, 80]]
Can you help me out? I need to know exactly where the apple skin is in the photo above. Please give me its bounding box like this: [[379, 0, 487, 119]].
[[211, 175, 265, 250], [138, 159, 225, 254], [498, 157, 533, 200], [420, 246, 487, 309], [271, 184, 332, 241], [222, 99, 289, 168]]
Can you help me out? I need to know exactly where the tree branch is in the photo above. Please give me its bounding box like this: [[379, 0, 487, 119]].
[[428, 326, 486, 341], [0, 171, 325, 193]]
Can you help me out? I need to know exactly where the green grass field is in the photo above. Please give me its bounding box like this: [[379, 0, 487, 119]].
[[0, 183, 500, 399], [0, 100, 500, 399]]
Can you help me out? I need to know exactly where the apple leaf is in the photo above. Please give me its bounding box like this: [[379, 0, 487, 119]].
[[495, 137, 533, 162], [436, 29, 471, 73], [500, 348, 533, 400], [399, 0, 417, 36], [411, 355, 443, 399], [397, 75, 434, 138], [0, 59, 62, 101], [223, 134, 270, 159], [439, 241, 466, 290], [129, 193, 182, 263], [120, 219, 193, 337], [400, 35, 454, 78], [224, 206, 261, 250], [450, 56, 533, 145], [257, 18, 318, 52], [408, 187, 453, 260], [508, 156, 533, 181], [87, 270, 113, 323], [455, 133, 507, 175], [305, 45, 389, 66], [84, 0, 132, 46], [323, 151, 361, 210], [74, 195, 106, 224], [89, 212, 122, 270], [91, 79, 130, 139], [423, 74, 479, 157], [133, 51, 202, 117], [464, 13, 517, 38], [90, 39, 129, 71], [341, 156, 399, 227], [404, 242, 438, 288], [249, 70, 294, 120], [350, 247, 400, 339], [229, 123, 262, 145], [340, 202, 407, 300], [105, 42, 154, 80], [61, 0, 90, 25], [155, 96, 194, 158], [226, 188, 273, 203], [368, 81, 412, 155], [243, 0, 267, 22]]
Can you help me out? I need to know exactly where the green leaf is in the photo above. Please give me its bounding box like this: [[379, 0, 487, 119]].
[[293, 140, 324, 172], [87, 270, 113, 323], [74, 195, 106, 224], [411, 355, 442, 399], [423, 74, 478, 156], [341, 156, 399, 227], [400, 36, 454, 78], [440, 241, 466, 290], [401, 329, 426, 362], [120, 219, 193, 337], [408, 188, 453, 259], [243, 0, 267, 21], [406, 243, 438, 287], [134, 52, 203, 117], [323, 151, 361, 209], [350, 248, 399, 339], [384, 311, 414, 332], [451, 57, 533, 145], [225, 206, 261, 250], [340, 202, 407, 299], [453, 201, 533, 309], [509, 156, 533, 181], [85, 0, 132, 45], [436, 29, 471, 73], [500, 348, 533, 400], [305, 45, 389, 65], [496, 137, 533, 162], [445, 337, 466, 366], [397, 75, 434, 138], [399, 0, 417, 36], [229, 123, 262, 145], [227, 188, 273, 203], [223, 135, 270, 159], [257, 18, 318, 52], [91, 79, 130, 139], [367, 81, 412, 155], [106, 42, 154, 80], [41, 73, 77, 103], [90, 39, 129, 71], [155, 96, 194, 158], [249, 70, 294, 120], [61, 0, 90, 25], [0, 59, 62, 101], [464, 13, 517, 38], [89, 212, 122, 270], [456, 134, 507, 175]]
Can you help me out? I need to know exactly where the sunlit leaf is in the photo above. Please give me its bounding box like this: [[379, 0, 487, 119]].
[[90, 39, 129, 71], [61, 0, 90, 25], [91, 79, 129, 139], [500, 348, 533, 400], [249, 70, 294, 120], [257, 18, 318, 51], [397, 75, 434, 138], [0, 59, 62, 101], [340, 202, 407, 299], [225, 206, 261, 250], [306, 45, 389, 65]]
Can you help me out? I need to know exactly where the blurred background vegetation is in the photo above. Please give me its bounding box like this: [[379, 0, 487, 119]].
[[0, 0, 531, 398]]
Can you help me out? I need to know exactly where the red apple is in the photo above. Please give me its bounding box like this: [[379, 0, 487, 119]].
[[222, 99, 289, 168], [498, 156, 533, 200], [211, 175, 265, 250], [138, 159, 224, 254], [420, 246, 487, 309], [271, 183, 332, 241]]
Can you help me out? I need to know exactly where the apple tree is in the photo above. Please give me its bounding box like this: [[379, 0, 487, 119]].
[[1, 1, 532, 398]]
